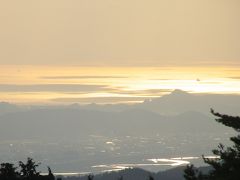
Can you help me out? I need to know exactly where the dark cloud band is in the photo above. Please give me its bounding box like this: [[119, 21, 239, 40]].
[[51, 97, 145, 104], [0, 84, 110, 92]]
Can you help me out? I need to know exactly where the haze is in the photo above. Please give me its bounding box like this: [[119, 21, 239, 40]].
[[0, 0, 240, 66], [0, 1, 240, 177]]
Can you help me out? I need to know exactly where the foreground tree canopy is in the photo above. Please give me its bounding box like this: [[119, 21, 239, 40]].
[[0, 158, 55, 180], [184, 109, 240, 180]]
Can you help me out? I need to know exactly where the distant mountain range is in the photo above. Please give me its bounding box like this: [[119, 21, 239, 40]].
[[60, 166, 211, 180], [0, 90, 238, 140], [66, 89, 240, 115], [139, 89, 240, 115], [0, 105, 227, 141], [1, 89, 240, 116]]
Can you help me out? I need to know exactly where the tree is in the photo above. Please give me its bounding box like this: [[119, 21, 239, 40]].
[[148, 174, 154, 180], [0, 158, 56, 180], [184, 109, 240, 180], [88, 174, 94, 180], [19, 157, 41, 179], [0, 163, 19, 179], [118, 175, 123, 180], [184, 165, 198, 180], [47, 166, 55, 180]]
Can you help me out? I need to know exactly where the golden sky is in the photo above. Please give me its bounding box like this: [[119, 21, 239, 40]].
[[0, 0, 239, 66], [0, 65, 240, 104], [0, 1, 239, 104]]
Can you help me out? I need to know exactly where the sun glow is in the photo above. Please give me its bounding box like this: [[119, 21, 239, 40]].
[[0, 65, 240, 104]]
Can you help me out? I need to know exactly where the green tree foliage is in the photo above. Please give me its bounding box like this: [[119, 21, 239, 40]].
[[184, 109, 240, 180]]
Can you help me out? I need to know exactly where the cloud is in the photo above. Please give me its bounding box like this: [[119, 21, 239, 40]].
[[148, 78, 174, 81], [0, 84, 110, 92], [109, 88, 173, 95], [51, 97, 144, 104], [50, 89, 174, 104], [40, 76, 128, 79], [198, 81, 223, 84], [228, 77, 240, 80]]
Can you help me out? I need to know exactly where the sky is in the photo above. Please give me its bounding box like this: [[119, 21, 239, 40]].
[[0, 0, 240, 104], [0, 65, 240, 104], [0, 0, 240, 66]]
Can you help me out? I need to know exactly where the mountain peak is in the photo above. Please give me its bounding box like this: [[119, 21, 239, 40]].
[[170, 89, 190, 96]]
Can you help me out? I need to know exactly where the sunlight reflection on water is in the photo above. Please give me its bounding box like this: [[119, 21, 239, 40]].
[[92, 156, 220, 173], [43, 156, 221, 177]]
